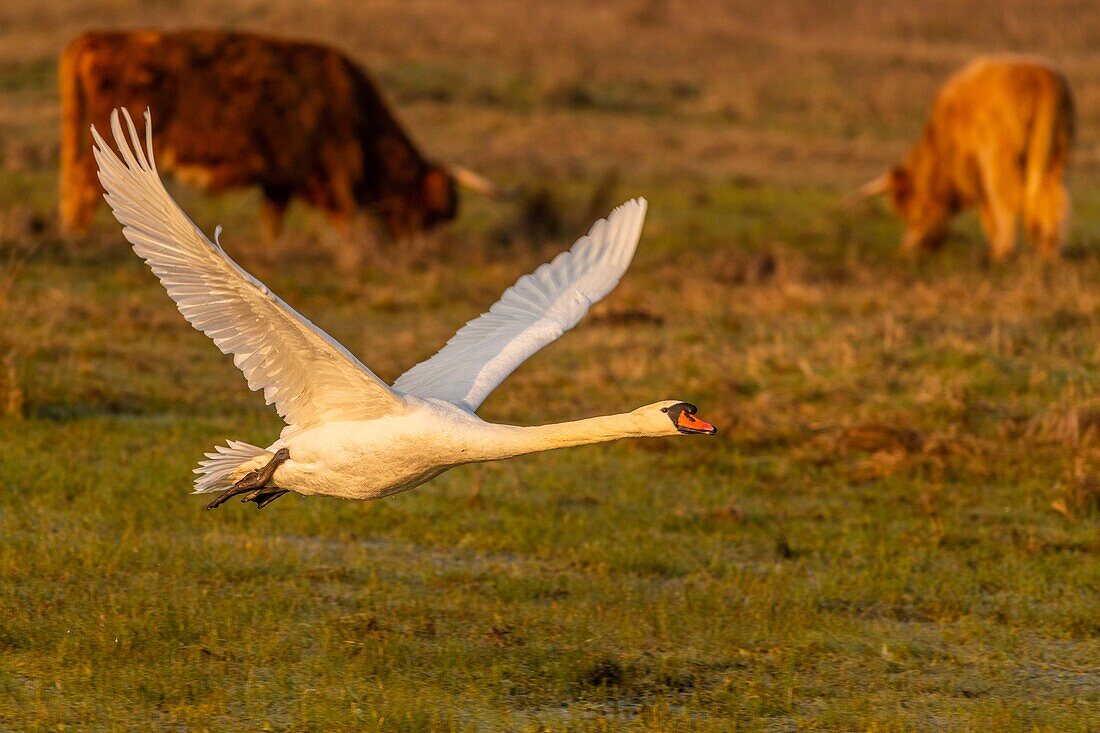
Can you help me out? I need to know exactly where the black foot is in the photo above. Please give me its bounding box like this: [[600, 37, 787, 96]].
[[242, 488, 290, 509], [206, 448, 290, 510]]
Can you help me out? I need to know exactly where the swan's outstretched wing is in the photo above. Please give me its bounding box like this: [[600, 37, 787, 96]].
[[93, 108, 405, 430], [393, 198, 647, 411]]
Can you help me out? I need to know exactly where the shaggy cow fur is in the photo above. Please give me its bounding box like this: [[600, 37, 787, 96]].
[[60, 30, 458, 243], [867, 56, 1074, 260]]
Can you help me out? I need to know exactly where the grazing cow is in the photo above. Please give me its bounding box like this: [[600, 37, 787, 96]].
[[60, 29, 503, 242], [854, 56, 1074, 260]]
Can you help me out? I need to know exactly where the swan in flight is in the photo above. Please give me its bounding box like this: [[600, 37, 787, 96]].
[[93, 108, 717, 509]]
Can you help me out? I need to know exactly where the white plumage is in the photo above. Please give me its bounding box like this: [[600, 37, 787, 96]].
[[94, 108, 715, 507], [92, 110, 404, 432], [394, 199, 645, 410]]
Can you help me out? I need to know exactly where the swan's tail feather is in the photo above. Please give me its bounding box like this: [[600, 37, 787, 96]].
[[192, 440, 272, 494]]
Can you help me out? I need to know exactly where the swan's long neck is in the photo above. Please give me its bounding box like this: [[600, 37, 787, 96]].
[[468, 412, 653, 462]]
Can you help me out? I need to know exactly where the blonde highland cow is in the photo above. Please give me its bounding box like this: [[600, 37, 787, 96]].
[[856, 56, 1074, 260]]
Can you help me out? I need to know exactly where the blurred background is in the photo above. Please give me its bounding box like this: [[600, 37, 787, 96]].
[[1, 2, 1098, 731], [4, 1, 1100, 218]]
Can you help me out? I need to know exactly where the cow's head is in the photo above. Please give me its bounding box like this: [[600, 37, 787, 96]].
[[379, 165, 459, 238], [382, 164, 513, 238], [420, 165, 460, 227], [852, 165, 951, 254], [886, 165, 951, 253]]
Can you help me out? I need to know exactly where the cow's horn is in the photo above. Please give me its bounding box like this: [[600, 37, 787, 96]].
[[843, 173, 891, 206], [451, 165, 518, 199]]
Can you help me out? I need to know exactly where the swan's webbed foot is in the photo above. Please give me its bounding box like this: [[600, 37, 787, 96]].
[[205, 448, 290, 510], [241, 488, 290, 509]]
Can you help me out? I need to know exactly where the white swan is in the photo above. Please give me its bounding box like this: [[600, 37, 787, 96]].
[[93, 108, 717, 509]]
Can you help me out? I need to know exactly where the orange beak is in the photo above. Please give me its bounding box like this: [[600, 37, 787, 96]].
[[676, 410, 717, 435]]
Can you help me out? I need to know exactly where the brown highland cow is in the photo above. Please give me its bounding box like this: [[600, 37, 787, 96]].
[[856, 56, 1074, 260], [59, 30, 503, 242]]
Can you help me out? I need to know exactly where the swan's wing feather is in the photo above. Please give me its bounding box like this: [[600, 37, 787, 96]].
[[393, 198, 647, 411], [94, 108, 405, 429]]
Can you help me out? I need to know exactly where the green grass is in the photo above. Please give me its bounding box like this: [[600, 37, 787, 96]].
[[2, 182, 1099, 731]]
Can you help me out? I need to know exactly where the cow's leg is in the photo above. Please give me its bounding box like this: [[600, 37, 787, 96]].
[[324, 209, 366, 270], [305, 177, 364, 269], [979, 201, 1018, 262], [1024, 175, 1068, 260], [260, 187, 292, 242], [976, 203, 999, 254], [978, 153, 1023, 262]]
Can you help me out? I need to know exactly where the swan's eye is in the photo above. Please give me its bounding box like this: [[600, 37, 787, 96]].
[[661, 407, 669, 413]]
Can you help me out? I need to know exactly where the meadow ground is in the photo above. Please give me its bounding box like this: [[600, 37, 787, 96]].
[[1, 1, 1099, 730]]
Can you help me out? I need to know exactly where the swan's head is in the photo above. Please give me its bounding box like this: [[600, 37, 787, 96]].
[[634, 401, 718, 436]]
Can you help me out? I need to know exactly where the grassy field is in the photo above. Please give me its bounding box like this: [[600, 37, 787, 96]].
[[2, 1, 1100, 730]]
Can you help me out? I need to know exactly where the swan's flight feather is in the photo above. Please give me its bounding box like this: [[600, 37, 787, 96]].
[[93, 108, 405, 432], [393, 198, 647, 411]]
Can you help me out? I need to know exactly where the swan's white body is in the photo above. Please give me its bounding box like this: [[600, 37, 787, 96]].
[[270, 399, 675, 500], [92, 109, 715, 505]]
